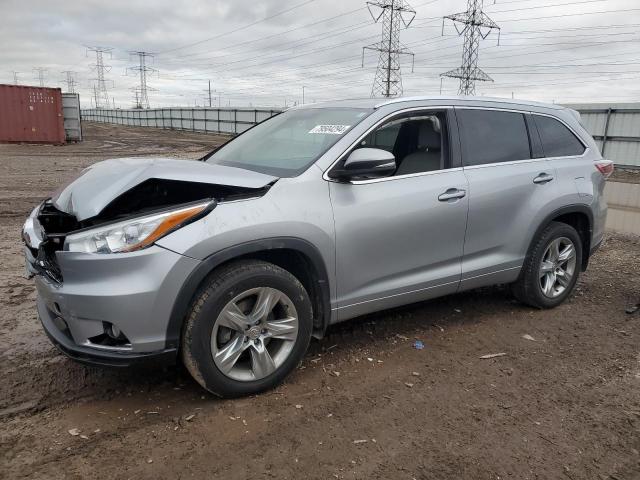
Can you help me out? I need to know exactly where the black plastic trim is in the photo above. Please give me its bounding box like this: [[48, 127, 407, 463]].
[[39, 306, 176, 368], [525, 113, 544, 159], [446, 108, 463, 169], [164, 237, 332, 349]]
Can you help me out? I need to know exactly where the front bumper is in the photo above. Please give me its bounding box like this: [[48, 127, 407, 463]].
[[28, 244, 201, 366], [38, 296, 177, 367]]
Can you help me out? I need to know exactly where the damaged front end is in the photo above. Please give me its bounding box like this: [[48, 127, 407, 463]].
[[22, 157, 277, 364], [24, 157, 277, 280]]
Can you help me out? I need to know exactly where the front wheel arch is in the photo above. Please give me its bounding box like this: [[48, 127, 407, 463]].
[[165, 237, 331, 351]]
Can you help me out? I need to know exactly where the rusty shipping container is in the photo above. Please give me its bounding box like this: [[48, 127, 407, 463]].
[[0, 84, 65, 144]]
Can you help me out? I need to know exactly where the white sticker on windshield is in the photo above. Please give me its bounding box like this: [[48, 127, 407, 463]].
[[308, 124, 351, 134]]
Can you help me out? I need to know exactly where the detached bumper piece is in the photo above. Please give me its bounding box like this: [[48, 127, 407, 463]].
[[38, 298, 177, 368]]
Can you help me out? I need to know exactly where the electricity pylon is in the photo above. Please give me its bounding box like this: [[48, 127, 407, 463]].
[[33, 67, 47, 87], [362, 0, 416, 98], [127, 51, 156, 109], [441, 0, 500, 95], [87, 46, 113, 108], [61, 71, 78, 93]]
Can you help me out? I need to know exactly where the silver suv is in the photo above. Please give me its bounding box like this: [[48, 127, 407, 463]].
[[23, 96, 612, 397]]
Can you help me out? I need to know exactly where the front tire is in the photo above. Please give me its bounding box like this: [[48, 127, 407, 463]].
[[512, 221, 582, 309], [181, 260, 313, 397]]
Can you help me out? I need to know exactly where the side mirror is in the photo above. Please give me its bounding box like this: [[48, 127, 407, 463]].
[[330, 148, 396, 181]]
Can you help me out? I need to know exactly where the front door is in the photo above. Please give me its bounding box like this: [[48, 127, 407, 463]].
[[328, 109, 469, 321]]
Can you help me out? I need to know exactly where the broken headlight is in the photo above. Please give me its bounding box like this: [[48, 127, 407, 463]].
[[64, 201, 212, 254]]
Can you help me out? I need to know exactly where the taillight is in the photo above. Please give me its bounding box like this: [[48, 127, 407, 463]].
[[595, 160, 614, 179]]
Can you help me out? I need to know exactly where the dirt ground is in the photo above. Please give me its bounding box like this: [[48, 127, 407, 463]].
[[1, 123, 639, 480]]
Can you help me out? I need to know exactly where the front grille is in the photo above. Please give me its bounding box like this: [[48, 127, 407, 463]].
[[32, 201, 79, 284], [35, 243, 63, 283], [38, 202, 80, 234]]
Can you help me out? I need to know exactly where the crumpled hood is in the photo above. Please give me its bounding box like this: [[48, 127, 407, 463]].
[[51, 157, 277, 221]]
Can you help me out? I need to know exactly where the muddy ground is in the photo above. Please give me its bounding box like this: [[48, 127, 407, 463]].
[[0, 123, 639, 480]]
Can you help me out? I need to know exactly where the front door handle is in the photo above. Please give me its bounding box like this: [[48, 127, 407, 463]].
[[533, 173, 554, 184], [438, 188, 466, 202]]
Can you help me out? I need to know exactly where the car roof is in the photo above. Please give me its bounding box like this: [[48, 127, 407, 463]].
[[295, 95, 566, 112]]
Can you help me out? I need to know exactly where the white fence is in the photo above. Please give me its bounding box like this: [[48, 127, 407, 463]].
[[565, 103, 640, 169], [605, 181, 640, 235], [81, 107, 282, 135], [82, 103, 640, 168]]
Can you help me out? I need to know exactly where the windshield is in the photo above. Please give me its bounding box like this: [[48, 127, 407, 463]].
[[206, 107, 373, 177]]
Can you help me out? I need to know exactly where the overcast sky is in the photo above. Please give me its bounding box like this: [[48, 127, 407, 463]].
[[2, 0, 639, 108]]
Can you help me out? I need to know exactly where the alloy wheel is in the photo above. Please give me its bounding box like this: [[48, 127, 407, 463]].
[[211, 287, 299, 381], [539, 236, 577, 298]]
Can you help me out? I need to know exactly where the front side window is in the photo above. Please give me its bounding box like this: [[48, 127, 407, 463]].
[[457, 109, 531, 166], [206, 107, 373, 177], [351, 111, 450, 176], [533, 114, 586, 158]]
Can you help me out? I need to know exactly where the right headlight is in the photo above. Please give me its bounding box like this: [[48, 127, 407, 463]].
[[64, 201, 212, 254]]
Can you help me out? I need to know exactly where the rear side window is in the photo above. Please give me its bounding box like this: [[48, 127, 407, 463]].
[[533, 114, 586, 157], [457, 109, 531, 166]]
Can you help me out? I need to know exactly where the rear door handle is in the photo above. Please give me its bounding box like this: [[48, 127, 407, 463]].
[[438, 188, 466, 202], [533, 173, 554, 184]]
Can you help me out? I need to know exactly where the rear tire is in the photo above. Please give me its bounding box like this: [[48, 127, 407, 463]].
[[512, 221, 582, 309], [181, 259, 313, 398]]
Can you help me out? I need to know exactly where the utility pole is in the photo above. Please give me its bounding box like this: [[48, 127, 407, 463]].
[[127, 51, 156, 109], [302, 85, 305, 105], [87, 46, 113, 108], [362, 0, 416, 98], [60, 70, 78, 93], [441, 0, 500, 96], [33, 67, 48, 87], [12, 71, 19, 85], [202, 80, 215, 107]]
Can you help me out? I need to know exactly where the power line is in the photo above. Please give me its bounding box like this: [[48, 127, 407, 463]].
[[87, 46, 113, 108], [158, 0, 317, 54], [441, 0, 500, 95], [159, 7, 369, 62], [158, 0, 438, 64], [158, 10, 637, 82], [487, 0, 607, 14], [159, 31, 639, 99], [493, 7, 640, 23]]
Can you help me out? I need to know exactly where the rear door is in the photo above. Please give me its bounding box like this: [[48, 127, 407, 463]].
[[456, 107, 557, 290]]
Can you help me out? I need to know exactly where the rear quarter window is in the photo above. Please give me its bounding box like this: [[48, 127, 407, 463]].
[[457, 109, 531, 166], [533, 114, 586, 158]]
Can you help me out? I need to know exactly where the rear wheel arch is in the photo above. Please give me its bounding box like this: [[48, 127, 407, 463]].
[[165, 238, 331, 350], [527, 206, 593, 272]]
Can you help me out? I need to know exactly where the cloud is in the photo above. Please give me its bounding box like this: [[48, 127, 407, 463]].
[[2, 0, 638, 108]]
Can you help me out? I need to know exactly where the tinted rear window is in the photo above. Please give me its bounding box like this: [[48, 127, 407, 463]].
[[457, 109, 531, 166], [533, 114, 585, 158]]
